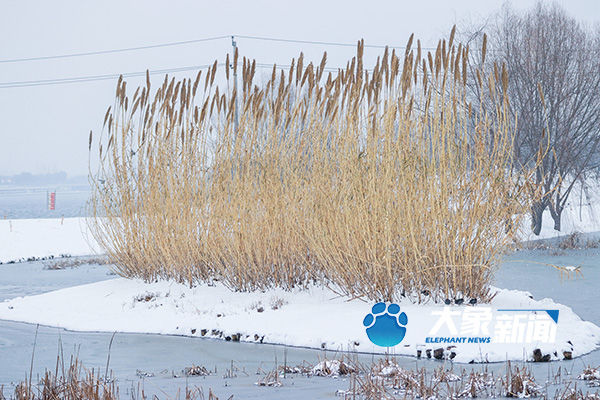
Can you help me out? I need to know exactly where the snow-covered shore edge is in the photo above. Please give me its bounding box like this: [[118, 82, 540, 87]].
[[1, 278, 599, 364]]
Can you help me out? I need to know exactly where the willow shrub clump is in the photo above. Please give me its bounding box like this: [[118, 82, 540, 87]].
[[89, 28, 534, 303]]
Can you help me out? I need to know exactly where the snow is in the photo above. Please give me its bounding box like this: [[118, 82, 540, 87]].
[[310, 360, 356, 377], [578, 366, 600, 381], [0, 277, 598, 364], [0, 217, 99, 263]]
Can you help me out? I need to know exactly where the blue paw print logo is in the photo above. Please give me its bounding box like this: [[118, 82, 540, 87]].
[[363, 302, 408, 347]]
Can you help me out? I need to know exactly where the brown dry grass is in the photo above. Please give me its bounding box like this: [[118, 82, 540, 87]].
[[0, 356, 228, 400], [43, 256, 111, 270], [1, 356, 118, 400], [89, 27, 537, 302]]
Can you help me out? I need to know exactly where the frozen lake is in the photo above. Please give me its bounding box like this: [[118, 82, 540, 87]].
[[0, 248, 599, 398], [0, 186, 90, 219]]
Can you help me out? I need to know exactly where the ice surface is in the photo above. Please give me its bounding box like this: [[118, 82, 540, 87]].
[[1, 251, 600, 398]]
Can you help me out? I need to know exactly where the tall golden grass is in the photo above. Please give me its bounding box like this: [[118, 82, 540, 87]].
[[89, 28, 535, 302]]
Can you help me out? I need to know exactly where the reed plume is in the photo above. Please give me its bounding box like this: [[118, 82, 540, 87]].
[[89, 27, 535, 302]]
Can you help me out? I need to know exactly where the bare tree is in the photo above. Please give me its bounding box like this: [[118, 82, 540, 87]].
[[465, 2, 600, 235]]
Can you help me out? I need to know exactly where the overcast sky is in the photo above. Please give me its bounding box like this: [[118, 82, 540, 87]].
[[0, 0, 598, 177]]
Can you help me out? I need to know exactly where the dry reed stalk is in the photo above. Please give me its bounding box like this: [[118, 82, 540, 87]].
[[89, 27, 537, 302], [8, 356, 118, 400]]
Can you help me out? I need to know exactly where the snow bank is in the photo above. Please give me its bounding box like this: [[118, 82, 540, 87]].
[[0, 218, 100, 263], [1, 278, 598, 363]]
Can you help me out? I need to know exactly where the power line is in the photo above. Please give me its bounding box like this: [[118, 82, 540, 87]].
[[1, 33, 594, 91], [0, 60, 375, 89], [0, 64, 222, 89], [255, 62, 338, 73], [0, 61, 368, 89], [0, 35, 230, 64], [0, 33, 432, 88], [0, 34, 433, 65], [236, 34, 437, 51], [254, 62, 375, 73]]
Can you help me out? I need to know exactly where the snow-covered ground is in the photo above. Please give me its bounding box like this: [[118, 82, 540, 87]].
[[0, 217, 99, 263], [1, 277, 598, 363]]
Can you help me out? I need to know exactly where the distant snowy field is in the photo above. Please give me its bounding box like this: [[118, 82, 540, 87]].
[[0, 218, 100, 263]]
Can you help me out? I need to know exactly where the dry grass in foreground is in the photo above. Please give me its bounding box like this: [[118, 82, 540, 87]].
[[0, 358, 227, 400], [254, 355, 600, 399], [4, 351, 599, 400], [89, 27, 539, 302], [0, 356, 118, 400]]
